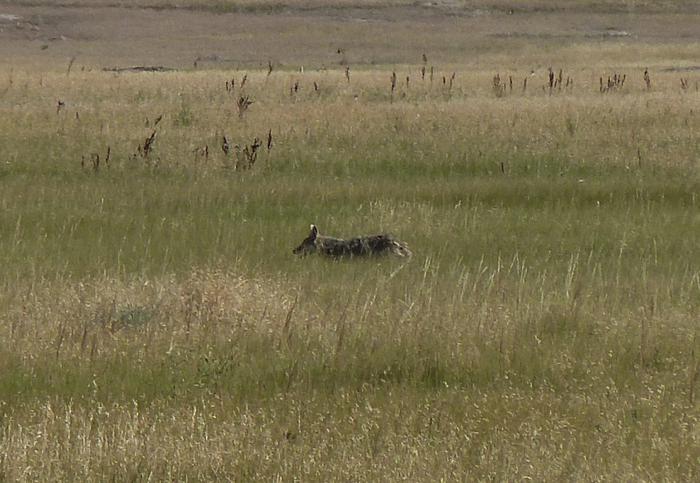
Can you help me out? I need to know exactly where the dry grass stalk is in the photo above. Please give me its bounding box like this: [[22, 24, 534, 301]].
[[644, 68, 652, 90], [280, 294, 298, 349], [222, 137, 263, 171], [690, 335, 699, 404], [600, 73, 626, 93], [81, 146, 110, 173], [195, 145, 209, 163], [142, 130, 157, 158], [640, 316, 648, 368], [66, 56, 76, 76], [145, 114, 163, 127], [236, 95, 253, 119], [132, 129, 158, 162], [336, 47, 347, 65], [234, 137, 262, 171], [492, 74, 506, 97]]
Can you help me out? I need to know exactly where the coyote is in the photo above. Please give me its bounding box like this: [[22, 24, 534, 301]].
[[293, 224, 412, 258]]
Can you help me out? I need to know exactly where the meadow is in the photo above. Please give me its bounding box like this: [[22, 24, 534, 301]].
[[0, 1, 699, 480]]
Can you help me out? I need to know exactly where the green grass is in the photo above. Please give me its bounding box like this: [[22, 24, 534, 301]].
[[0, 50, 699, 480]]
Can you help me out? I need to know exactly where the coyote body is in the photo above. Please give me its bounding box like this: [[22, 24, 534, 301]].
[[293, 225, 412, 258]]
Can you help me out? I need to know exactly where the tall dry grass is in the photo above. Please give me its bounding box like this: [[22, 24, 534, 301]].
[[0, 37, 699, 479]]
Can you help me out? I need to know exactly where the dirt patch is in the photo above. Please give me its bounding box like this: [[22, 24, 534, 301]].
[[490, 29, 632, 41], [661, 66, 700, 73], [1, 4, 699, 70], [103, 65, 175, 73], [0, 13, 22, 22]]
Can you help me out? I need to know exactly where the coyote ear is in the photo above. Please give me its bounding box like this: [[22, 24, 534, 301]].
[[309, 224, 318, 240]]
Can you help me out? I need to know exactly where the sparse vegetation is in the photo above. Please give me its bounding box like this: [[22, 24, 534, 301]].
[[0, 0, 699, 480]]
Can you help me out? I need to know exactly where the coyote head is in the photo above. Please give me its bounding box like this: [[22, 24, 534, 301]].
[[292, 224, 319, 256]]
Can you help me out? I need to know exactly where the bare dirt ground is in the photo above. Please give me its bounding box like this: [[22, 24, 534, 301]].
[[1, 1, 699, 71]]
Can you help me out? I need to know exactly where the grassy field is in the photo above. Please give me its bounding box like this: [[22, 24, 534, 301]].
[[1, 0, 700, 480]]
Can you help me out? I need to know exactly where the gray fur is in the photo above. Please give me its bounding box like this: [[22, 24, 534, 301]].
[[293, 224, 412, 258]]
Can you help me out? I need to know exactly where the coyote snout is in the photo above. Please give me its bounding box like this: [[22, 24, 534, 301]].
[[293, 224, 412, 258]]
